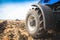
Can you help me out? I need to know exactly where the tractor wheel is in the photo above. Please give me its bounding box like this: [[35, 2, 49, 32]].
[[26, 4, 54, 38]]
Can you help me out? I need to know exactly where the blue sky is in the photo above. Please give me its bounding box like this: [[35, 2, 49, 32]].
[[1, 0, 37, 2], [0, 0, 38, 4], [0, 0, 38, 20]]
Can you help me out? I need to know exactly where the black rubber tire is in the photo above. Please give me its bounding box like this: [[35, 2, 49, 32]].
[[26, 4, 54, 39], [26, 9, 46, 38]]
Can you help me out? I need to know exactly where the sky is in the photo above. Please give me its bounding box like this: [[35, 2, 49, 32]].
[[0, 0, 39, 20]]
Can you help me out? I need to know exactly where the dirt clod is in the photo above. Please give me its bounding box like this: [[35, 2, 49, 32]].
[[0, 20, 33, 40]]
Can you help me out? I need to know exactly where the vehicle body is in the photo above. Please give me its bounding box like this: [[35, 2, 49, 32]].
[[39, 0, 60, 5]]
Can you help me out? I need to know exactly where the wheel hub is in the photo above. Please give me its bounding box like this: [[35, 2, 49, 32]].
[[28, 15, 37, 32], [30, 19, 36, 26]]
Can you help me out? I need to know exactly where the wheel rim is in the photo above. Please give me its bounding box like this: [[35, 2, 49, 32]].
[[28, 15, 37, 33]]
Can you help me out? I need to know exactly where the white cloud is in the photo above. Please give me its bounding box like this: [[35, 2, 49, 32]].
[[0, 1, 38, 20]]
